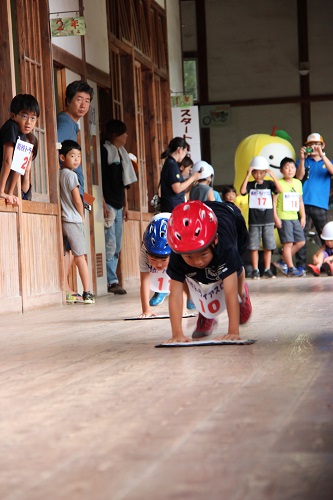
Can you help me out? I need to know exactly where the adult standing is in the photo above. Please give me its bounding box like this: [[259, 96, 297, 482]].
[[101, 119, 137, 295], [295, 133, 333, 274], [160, 137, 202, 213], [57, 80, 94, 301], [151, 137, 201, 307]]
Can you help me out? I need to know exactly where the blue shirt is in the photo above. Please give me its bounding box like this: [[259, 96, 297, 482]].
[[297, 156, 331, 210]]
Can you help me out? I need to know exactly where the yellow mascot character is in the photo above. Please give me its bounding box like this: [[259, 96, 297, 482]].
[[234, 128, 296, 220], [234, 129, 296, 253]]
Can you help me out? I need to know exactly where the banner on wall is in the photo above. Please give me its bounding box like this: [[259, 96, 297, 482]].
[[170, 95, 193, 108], [50, 17, 86, 37], [171, 106, 201, 163]]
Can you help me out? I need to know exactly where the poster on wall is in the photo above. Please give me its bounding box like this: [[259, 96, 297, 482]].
[[171, 106, 201, 163], [200, 104, 231, 128]]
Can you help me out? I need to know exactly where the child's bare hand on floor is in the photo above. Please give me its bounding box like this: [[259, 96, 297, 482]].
[[214, 333, 241, 341], [164, 334, 192, 343], [139, 312, 157, 318]]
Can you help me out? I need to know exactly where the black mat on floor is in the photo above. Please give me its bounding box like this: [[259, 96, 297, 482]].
[[124, 313, 196, 320], [155, 339, 256, 347]]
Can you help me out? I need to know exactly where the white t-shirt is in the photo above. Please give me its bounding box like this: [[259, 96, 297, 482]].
[[139, 243, 170, 292]]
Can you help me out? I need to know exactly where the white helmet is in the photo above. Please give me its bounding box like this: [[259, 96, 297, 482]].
[[321, 221, 333, 240], [306, 133, 324, 145], [192, 161, 214, 180], [250, 156, 269, 170]]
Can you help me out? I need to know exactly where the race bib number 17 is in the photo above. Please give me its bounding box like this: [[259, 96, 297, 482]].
[[249, 189, 272, 209]]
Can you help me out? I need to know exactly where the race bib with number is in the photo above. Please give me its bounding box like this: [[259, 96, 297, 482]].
[[10, 139, 33, 175], [249, 189, 272, 209], [150, 269, 170, 292], [282, 192, 299, 211], [185, 276, 226, 319]]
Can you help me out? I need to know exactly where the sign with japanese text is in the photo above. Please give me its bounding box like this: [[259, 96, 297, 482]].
[[171, 106, 201, 163], [50, 17, 86, 37], [170, 95, 193, 108], [200, 104, 231, 128], [10, 139, 33, 175]]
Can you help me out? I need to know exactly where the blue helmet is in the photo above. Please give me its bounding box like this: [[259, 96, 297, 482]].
[[143, 215, 171, 256]]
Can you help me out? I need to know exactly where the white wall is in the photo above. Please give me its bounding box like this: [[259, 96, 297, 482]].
[[166, 0, 184, 96], [84, 0, 109, 73], [180, 0, 197, 52], [308, 1, 333, 95], [49, 0, 109, 73], [206, 0, 299, 102], [49, 0, 83, 59], [205, 0, 300, 186], [180, 0, 333, 187]]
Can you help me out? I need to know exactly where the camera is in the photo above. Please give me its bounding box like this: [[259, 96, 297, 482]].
[[305, 147, 313, 154]]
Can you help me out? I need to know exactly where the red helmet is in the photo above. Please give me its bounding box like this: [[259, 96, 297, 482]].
[[167, 201, 218, 253]]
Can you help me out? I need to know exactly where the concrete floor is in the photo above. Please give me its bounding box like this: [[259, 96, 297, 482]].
[[1, 276, 333, 500]]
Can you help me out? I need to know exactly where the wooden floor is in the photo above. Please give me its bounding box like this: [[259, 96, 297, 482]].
[[1, 276, 333, 500]]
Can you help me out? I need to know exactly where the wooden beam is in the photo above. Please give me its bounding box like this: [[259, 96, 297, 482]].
[[0, 0, 13, 116], [52, 45, 111, 89], [201, 94, 333, 108], [297, 0, 311, 141], [195, 0, 210, 162], [39, 0, 65, 299]]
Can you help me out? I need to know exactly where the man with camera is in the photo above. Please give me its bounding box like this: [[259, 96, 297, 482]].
[[295, 133, 333, 274]]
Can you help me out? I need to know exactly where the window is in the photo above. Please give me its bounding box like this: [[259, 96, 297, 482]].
[[183, 58, 199, 102], [15, 0, 50, 201], [134, 63, 148, 211]]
